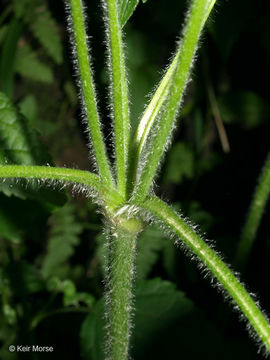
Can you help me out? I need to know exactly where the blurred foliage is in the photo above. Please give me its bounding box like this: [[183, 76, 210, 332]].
[[0, 0, 269, 359]]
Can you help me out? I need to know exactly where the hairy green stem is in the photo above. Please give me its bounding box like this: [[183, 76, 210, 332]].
[[105, 0, 130, 198], [68, 0, 113, 187], [0, 165, 123, 206], [132, 0, 215, 172], [204, 0, 216, 23], [141, 196, 270, 352], [235, 152, 270, 270], [132, 0, 211, 202], [105, 217, 142, 360]]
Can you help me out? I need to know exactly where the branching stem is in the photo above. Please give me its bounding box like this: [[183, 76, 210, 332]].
[[2, 0, 267, 358]]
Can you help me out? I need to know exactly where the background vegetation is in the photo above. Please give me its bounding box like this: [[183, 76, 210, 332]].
[[0, 0, 269, 358]]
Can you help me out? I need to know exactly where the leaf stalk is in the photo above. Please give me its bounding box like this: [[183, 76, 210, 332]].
[[105, 0, 130, 198], [141, 196, 270, 352], [68, 0, 113, 187]]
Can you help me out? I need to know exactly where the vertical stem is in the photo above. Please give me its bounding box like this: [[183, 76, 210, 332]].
[[68, 0, 113, 187], [105, 0, 130, 198], [105, 218, 141, 360], [234, 152, 270, 270]]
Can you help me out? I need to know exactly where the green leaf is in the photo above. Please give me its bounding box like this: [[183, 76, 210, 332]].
[[14, 0, 35, 18], [217, 91, 270, 129], [14, 2, 63, 63], [0, 207, 22, 244], [50, 279, 96, 307], [0, 193, 52, 244], [131, 278, 193, 358], [118, 0, 139, 27], [163, 142, 195, 184], [0, 18, 23, 98], [0, 92, 65, 204], [67, 292, 95, 307], [0, 271, 17, 325], [6, 261, 45, 295], [41, 203, 83, 278], [136, 225, 164, 280], [2, 303, 17, 325], [80, 278, 224, 360], [28, 7, 63, 64], [118, 0, 149, 27], [64, 81, 78, 107], [187, 201, 214, 232], [132, 279, 227, 359], [18, 95, 38, 124], [0, 92, 45, 165], [15, 44, 53, 83], [0, 25, 8, 44], [80, 299, 105, 360], [207, 0, 252, 60], [162, 238, 177, 279]]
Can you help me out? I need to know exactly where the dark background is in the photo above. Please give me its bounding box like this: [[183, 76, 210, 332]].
[[0, 0, 270, 359]]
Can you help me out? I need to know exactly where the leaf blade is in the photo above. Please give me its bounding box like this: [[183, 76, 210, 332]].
[[41, 203, 83, 278], [119, 0, 139, 27], [0, 18, 23, 98], [15, 44, 53, 83], [0, 92, 66, 203], [29, 6, 63, 64]]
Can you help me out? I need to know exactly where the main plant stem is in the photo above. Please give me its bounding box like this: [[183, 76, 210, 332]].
[[105, 218, 141, 360]]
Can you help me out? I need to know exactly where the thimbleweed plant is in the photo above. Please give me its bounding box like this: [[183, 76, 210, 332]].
[[0, 0, 270, 359]]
